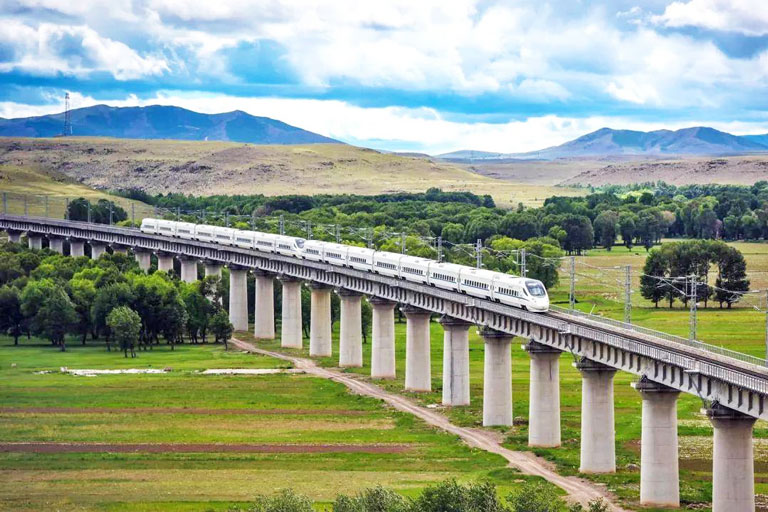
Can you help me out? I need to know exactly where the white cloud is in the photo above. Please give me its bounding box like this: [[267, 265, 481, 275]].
[[653, 0, 768, 36], [0, 20, 168, 80], [3, 92, 768, 155]]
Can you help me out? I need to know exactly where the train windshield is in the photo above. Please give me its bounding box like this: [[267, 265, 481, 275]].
[[295, 239, 305, 249], [525, 281, 547, 297]]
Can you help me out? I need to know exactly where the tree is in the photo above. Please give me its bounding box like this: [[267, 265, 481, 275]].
[[35, 288, 78, 350], [560, 214, 594, 255], [91, 282, 134, 349], [361, 298, 372, 344], [210, 308, 233, 349], [593, 210, 619, 250], [0, 286, 24, 345], [640, 249, 669, 308], [618, 211, 637, 249], [107, 306, 141, 358], [506, 481, 565, 512], [250, 489, 314, 512], [68, 277, 97, 344], [67, 198, 128, 224], [412, 479, 509, 512], [181, 283, 210, 344], [713, 245, 749, 308]]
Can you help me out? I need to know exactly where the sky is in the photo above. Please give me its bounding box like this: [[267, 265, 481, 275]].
[[1, 0, 768, 154]]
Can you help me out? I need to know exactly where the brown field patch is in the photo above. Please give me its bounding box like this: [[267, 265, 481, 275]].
[[0, 442, 412, 454]]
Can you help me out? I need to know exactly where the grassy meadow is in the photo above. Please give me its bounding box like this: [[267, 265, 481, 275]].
[[0, 338, 534, 511]]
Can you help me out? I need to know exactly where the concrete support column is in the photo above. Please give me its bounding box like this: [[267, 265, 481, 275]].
[[439, 315, 472, 406], [228, 267, 249, 332], [482, 328, 514, 426], [526, 341, 562, 447], [337, 289, 363, 367], [134, 251, 151, 272], [69, 240, 85, 257], [204, 263, 222, 278], [7, 230, 21, 243], [633, 378, 680, 507], [253, 271, 275, 340], [157, 253, 174, 273], [179, 257, 198, 283], [28, 235, 43, 250], [309, 283, 332, 357], [279, 277, 303, 349], [91, 243, 106, 259], [403, 305, 432, 392], [370, 297, 396, 379], [48, 237, 64, 254], [577, 358, 617, 473], [707, 404, 757, 512]]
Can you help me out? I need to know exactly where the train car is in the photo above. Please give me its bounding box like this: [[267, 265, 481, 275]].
[[233, 230, 256, 249], [194, 224, 216, 243], [458, 267, 498, 300], [347, 246, 375, 272], [519, 279, 549, 312], [275, 235, 303, 257], [492, 274, 550, 312], [156, 219, 177, 238], [175, 222, 196, 240], [301, 239, 325, 261], [321, 242, 349, 267], [213, 226, 235, 246], [399, 256, 431, 284], [372, 251, 404, 279], [254, 232, 277, 253], [427, 262, 464, 291], [140, 218, 159, 235]]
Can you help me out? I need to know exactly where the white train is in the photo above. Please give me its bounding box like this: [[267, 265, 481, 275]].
[[140, 218, 550, 312]]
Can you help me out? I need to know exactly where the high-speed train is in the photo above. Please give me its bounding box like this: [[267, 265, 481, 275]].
[[140, 219, 550, 312]]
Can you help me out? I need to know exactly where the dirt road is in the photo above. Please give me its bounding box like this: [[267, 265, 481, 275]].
[[230, 337, 626, 510]]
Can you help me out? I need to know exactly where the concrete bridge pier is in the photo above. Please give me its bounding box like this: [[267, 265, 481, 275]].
[[179, 257, 198, 283], [134, 250, 151, 272], [157, 253, 174, 273], [48, 237, 64, 254], [634, 379, 680, 507], [69, 239, 85, 257], [90, 242, 107, 259], [439, 315, 472, 406], [370, 296, 396, 379], [279, 276, 303, 349], [228, 266, 249, 331], [707, 403, 757, 512], [253, 270, 275, 340], [204, 262, 222, 278], [577, 358, 617, 473], [28, 234, 43, 250], [111, 245, 128, 255], [482, 328, 514, 426], [337, 289, 363, 367], [403, 305, 432, 392], [7, 230, 21, 243], [309, 283, 332, 357], [526, 341, 562, 447]]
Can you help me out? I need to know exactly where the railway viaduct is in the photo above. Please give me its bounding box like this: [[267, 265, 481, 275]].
[[3, 214, 767, 511]]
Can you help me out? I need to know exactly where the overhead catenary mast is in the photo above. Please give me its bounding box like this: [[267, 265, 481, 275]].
[[62, 92, 72, 136]]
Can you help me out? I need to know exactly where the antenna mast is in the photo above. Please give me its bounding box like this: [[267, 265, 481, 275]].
[[63, 92, 72, 136]]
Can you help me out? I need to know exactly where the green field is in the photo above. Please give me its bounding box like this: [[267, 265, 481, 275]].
[[240, 287, 768, 511], [0, 339, 535, 511]]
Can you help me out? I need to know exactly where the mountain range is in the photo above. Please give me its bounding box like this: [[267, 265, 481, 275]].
[[439, 126, 768, 161], [0, 105, 340, 145]]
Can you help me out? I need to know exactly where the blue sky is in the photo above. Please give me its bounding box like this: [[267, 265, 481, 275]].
[[1, 0, 768, 154]]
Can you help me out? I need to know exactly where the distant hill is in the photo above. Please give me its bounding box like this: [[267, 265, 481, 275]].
[[438, 127, 768, 161], [0, 105, 341, 145]]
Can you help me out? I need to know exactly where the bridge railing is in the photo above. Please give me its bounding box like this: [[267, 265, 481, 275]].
[[1, 191, 158, 225], [550, 304, 768, 368]]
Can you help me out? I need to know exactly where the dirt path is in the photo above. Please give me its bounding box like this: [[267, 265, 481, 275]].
[[0, 442, 409, 454], [230, 337, 626, 511]]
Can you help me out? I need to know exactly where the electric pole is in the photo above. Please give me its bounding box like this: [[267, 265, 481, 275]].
[[569, 255, 576, 310], [401, 233, 406, 254], [44, 195, 49, 218], [335, 224, 341, 243], [476, 239, 482, 269], [520, 248, 527, 278], [624, 265, 631, 324], [367, 228, 373, 249], [279, 215, 285, 235], [437, 236, 443, 263], [689, 275, 698, 341], [306, 221, 312, 239]]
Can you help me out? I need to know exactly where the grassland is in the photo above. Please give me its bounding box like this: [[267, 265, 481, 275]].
[[0, 137, 583, 208], [0, 163, 155, 219], [0, 339, 536, 511]]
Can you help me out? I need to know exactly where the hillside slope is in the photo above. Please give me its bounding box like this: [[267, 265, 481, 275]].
[[0, 105, 340, 145], [0, 138, 579, 207]]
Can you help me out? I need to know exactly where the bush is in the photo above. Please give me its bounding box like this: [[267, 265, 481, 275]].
[[412, 479, 509, 512], [507, 481, 565, 512], [246, 489, 314, 512], [333, 485, 409, 512]]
